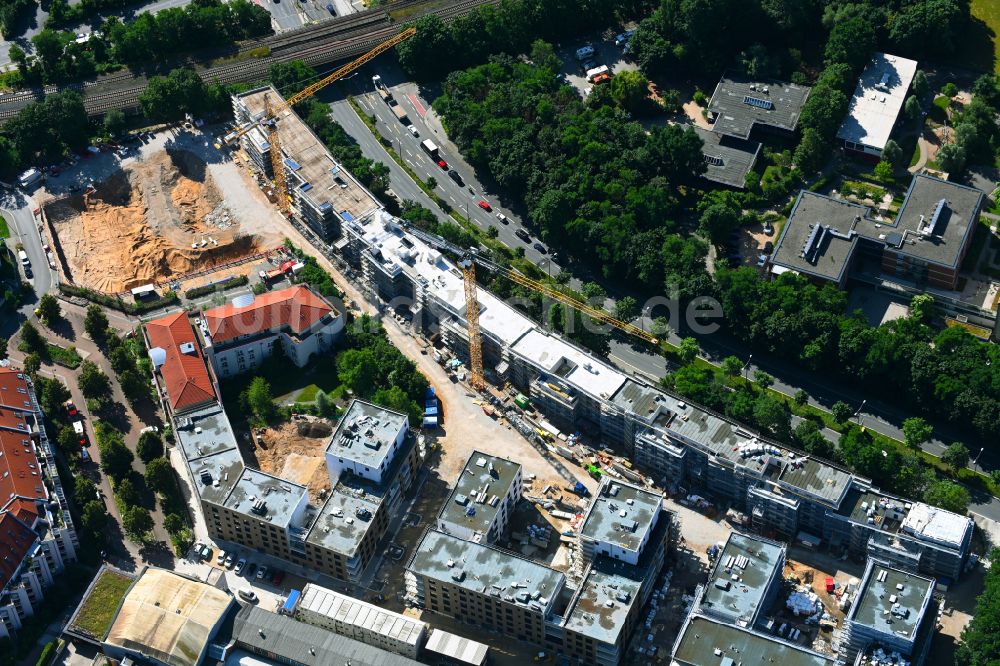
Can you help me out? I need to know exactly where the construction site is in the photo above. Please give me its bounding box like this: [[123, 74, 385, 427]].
[[44, 149, 271, 293], [253, 417, 335, 499]]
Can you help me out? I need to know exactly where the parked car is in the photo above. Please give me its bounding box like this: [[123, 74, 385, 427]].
[[201, 545, 213, 561], [217, 550, 227, 566], [515, 228, 531, 242], [477, 200, 492, 211], [326, 3, 336, 13], [65, 400, 78, 417], [533, 242, 548, 254], [270, 569, 284, 585], [756, 254, 768, 267], [245, 562, 257, 578], [225, 554, 235, 569], [234, 558, 247, 575], [237, 589, 258, 603], [256, 565, 268, 581]]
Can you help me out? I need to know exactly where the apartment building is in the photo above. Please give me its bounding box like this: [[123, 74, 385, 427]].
[[436, 451, 522, 545], [577, 478, 663, 567], [325, 399, 411, 488], [231, 87, 382, 242], [0, 368, 78, 638], [292, 583, 426, 658], [698, 532, 786, 629], [837, 53, 918, 158], [145, 311, 219, 419], [199, 286, 344, 379], [336, 212, 974, 582], [841, 560, 936, 666]]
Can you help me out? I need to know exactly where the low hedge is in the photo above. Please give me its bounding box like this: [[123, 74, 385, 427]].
[[185, 275, 249, 299], [58, 283, 179, 314]]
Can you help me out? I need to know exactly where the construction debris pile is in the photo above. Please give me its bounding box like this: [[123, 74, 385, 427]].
[[45, 150, 260, 293]]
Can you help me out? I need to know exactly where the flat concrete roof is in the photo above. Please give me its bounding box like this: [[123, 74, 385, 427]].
[[327, 400, 408, 474], [512, 328, 627, 400], [708, 74, 811, 139], [105, 568, 233, 666], [672, 615, 837, 666], [899, 502, 973, 549], [848, 561, 934, 641], [700, 533, 784, 627], [578, 478, 662, 554], [837, 53, 918, 151], [304, 477, 383, 556], [770, 191, 867, 283], [694, 126, 762, 189], [408, 530, 565, 615], [235, 87, 382, 225], [173, 404, 244, 505], [438, 451, 521, 540], [891, 175, 983, 269], [563, 559, 643, 644], [424, 629, 488, 666], [296, 583, 424, 648], [224, 468, 307, 528]]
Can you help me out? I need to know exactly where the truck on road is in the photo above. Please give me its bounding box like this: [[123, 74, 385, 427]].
[[420, 139, 439, 157], [373, 75, 393, 102]]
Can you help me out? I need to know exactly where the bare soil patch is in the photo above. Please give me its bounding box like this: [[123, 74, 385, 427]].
[[256, 417, 334, 497]]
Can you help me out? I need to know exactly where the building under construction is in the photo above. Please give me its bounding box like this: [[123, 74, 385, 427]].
[[232, 86, 383, 242]]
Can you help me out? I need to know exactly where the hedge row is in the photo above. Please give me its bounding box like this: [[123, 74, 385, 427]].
[[184, 275, 249, 299], [58, 283, 179, 314]]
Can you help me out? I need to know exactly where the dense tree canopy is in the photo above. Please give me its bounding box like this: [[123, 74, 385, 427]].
[[957, 548, 1000, 665]]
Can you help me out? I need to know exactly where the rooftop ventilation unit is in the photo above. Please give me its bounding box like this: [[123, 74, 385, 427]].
[[251, 499, 267, 515], [179, 342, 196, 355]]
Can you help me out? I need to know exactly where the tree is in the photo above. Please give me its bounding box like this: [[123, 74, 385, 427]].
[[84, 305, 110, 344], [678, 337, 700, 365], [581, 282, 606, 301], [37, 293, 61, 324], [0, 337, 6, 360], [529, 39, 561, 73], [57, 425, 80, 457], [614, 296, 638, 322], [22, 352, 41, 378], [315, 390, 335, 418], [164, 513, 185, 534], [373, 385, 421, 424], [794, 420, 834, 458], [81, 500, 108, 535], [77, 360, 111, 402], [337, 348, 377, 397], [425, 176, 437, 190], [956, 547, 1000, 665], [793, 389, 809, 406], [753, 370, 774, 391], [144, 457, 174, 494], [904, 95, 922, 121], [137, 431, 164, 463], [486, 225, 499, 238], [941, 442, 970, 472], [650, 316, 671, 338], [74, 477, 97, 503], [902, 417, 933, 450], [699, 201, 740, 245], [831, 400, 853, 424], [941, 82, 958, 99], [937, 143, 966, 174], [873, 160, 893, 183], [909, 293, 934, 322], [753, 394, 791, 439], [119, 369, 148, 405], [245, 376, 275, 423], [992, 469, 1000, 486], [881, 140, 903, 167], [139, 68, 208, 122], [721, 356, 743, 378], [114, 477, 141, 508], [923, 480, 970, 514], [103, 109, 126, 138], [608, 70, 650, 112], [18, 321, 45, 355], [912, 70, 929, 98], [793, 128, 828, 174], [122, 505, 153, 541]]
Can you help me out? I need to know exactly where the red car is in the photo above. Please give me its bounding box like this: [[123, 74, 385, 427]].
[[477, 200, 492, 211], [436, 159, 448, 170], [65, 400, 78, 417], [270, 569, 284, 585]]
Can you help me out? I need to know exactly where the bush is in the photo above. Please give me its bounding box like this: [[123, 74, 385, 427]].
[[58, 283, 179, 314], [35, 641, 56, 666], [185, 275, 249, 299]]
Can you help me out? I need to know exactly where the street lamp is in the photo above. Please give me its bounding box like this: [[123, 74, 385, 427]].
[[974, 446, 986, 471], [854, 399, 867, 426], [743, 354, 753, 381]]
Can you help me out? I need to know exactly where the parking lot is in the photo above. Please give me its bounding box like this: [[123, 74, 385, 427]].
[[559, 30, 640, 98]]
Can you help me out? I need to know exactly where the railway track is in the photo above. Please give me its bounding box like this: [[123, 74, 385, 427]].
[[0, 0, 493, 121]]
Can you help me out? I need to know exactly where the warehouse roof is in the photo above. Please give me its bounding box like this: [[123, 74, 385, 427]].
[[231, 604, 422, 666], [104, 568, 233, 666], [578, 478, 662, 554], [708, 74, 811, 139], [837, 53, 918, 151], [694, 127, 762, 188], [672, 614, 837, 666], [700, 533, 784, 627], [408, 530, 565, 615], [848, 561, 934, 642], [438, 451, 521, 541], [296, 583, 425, 649]]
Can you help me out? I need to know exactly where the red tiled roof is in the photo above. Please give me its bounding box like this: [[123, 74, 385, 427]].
[[5, 499, 38, 526], [0, 369, 33, 433], [0, 512, 37, 590], [144, 312, 217, 413], [0, 430, 46, 508], [203, 286, 333, 345]]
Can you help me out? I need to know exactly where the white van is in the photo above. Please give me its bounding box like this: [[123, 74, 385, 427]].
[[18, 250, 30, 267]]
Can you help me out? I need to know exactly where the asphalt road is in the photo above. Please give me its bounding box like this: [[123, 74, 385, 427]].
[[1, 190, 52, 327]]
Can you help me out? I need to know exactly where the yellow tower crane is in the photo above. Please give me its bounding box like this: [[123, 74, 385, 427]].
[[458, 250, 657, 391], [223, 27, 417, 211]]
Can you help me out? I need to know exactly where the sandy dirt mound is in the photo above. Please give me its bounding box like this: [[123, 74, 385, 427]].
[[47, 149, 257, 293], [257, 418, 334, 497]]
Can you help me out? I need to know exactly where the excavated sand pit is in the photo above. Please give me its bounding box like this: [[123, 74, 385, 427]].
[[46, 149, 260, 293], [256, 418, 335, 497]]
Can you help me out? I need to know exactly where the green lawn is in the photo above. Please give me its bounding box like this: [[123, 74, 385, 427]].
[[971, 0, 1000, 73], [0, 214, 10, 239], [72, 570, 133, 639], [47, 343, 82, 369]]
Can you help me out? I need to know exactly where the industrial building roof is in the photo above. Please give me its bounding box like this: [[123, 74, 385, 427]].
[[848, 561, 934, 642], [694, 126, 762, 189], [224, 468, 308, 528], [700, 533, 784, 627], [512, 329, 627, 400], [672, 614, 837, 666], [408, 529, 565, 615], [203, 286, 337, 345], [578, 478, 662, 554], [327, 399, 408, 473], [296, 583, 425, 648], [562, 559, 643, 644], [837, 53, 918, 151], [235, 87, 382, 226], [145, 312, 217, 413], [304, 478, 383, 556], [231, 604, 422, 666], [707, 74, 811, 139], [770, 192, 868, 283], [424, 629, 489, 666], [899, 502, 973, 549], [104, 568, 233, 666], [438, 451, 521, 541]]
